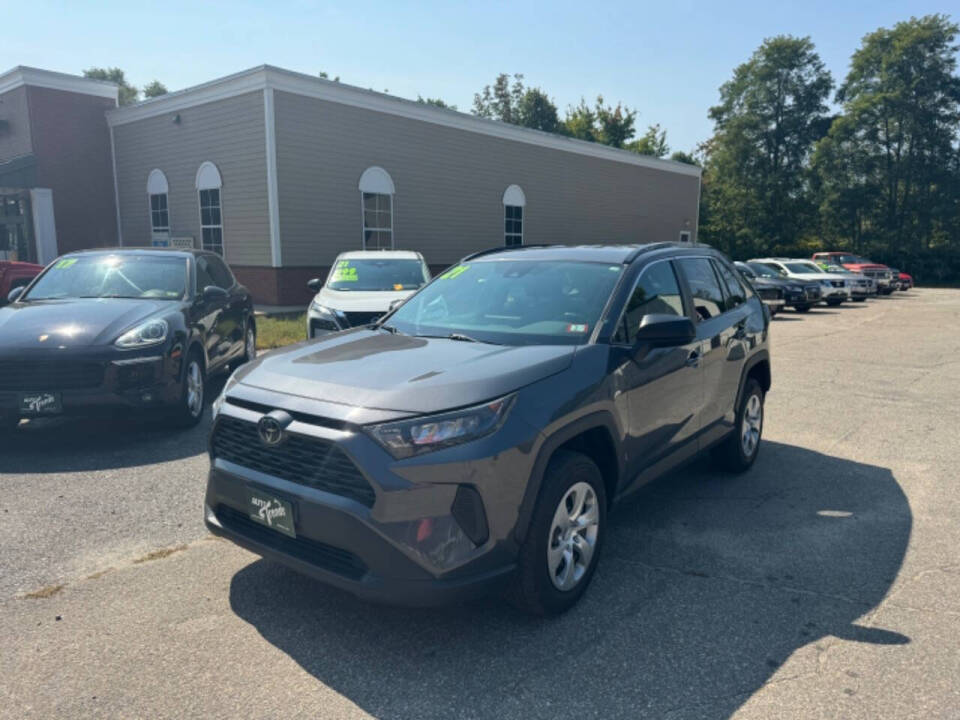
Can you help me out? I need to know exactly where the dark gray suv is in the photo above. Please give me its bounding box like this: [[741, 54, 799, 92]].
[[205, 243, 770, 614]]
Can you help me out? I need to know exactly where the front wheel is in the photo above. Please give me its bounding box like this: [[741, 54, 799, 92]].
[[233, 322, 257, 369], [713, 378, 764, 472], [169, 352, 205, 428], [508, 450, 606, 616]]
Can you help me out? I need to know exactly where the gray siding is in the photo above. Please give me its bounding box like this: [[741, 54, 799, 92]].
[[0, 86, 34, 162], [274, 91, 699, 267], [113, 91, 270, 266]]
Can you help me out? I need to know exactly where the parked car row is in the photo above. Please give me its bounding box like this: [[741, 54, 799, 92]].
[[731, 252, 911, 316]]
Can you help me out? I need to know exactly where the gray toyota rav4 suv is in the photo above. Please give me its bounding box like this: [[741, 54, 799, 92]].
[[205, 243, 770, 614]]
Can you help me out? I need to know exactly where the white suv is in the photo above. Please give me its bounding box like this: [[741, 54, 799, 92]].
[[306, 250, 431, 338], [749, 258, 850, 306]]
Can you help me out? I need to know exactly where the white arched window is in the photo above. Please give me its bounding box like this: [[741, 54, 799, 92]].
[[195, 161, 223, 256], [359, 166, 394, 250], [147, 169, 169, 237], [503, 184, 525, 247]]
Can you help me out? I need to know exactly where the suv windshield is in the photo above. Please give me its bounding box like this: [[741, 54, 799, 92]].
[[386, 259, 624, 346], [327, 258, 428, 291], [784, 262, 818, 274], [24, 254, 188, 300], [746, 262, 780, 279]]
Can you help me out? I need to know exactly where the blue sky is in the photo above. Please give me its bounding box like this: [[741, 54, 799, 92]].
[[3, 0, 954, 152]]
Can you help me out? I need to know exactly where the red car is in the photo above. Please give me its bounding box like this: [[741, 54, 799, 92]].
[[811, 252, 897, 295], [0, 260, 44, 305], [898, 271, 913, 290]]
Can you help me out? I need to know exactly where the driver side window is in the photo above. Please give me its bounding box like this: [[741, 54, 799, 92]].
[[613, 262, 685, 344], [195, 256, 217, 293]]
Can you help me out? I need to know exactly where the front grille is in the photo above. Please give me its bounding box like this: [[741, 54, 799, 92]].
[[758, 288, 782, 300], [342, 311, 383, 327], [0, 360, 103, 390], [211, 416, 376, 507], [831, 280, 844, 288], [805, 286, 822, 299], [216, 505, 368, 580]]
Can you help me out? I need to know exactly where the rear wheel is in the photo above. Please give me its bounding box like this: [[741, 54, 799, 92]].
[[508, 450, 606, 616], [713, 379, 764, 473], [169, 351, 205, 428]]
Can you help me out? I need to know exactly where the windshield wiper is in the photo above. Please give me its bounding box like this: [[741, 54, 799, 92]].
[[418, 333, 503, 345], [378, 323, 401, 334]]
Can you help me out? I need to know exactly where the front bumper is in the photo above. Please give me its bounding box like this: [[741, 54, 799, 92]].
[[0, 352, 181, 419], [204, 397, 539, 606]]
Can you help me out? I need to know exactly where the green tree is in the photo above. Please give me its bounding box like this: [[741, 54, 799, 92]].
[[417, 95, 457, 110], [561, 99, 597, 142], [83, 67, 138, 105], [813, 14, 960, 266], [472, 73, 525, 123], [628, 124, 670, 157], [515, 88, 560, 132], [701, 35, 833, 256], [318, 70, 340, 82], [142, 80, 167, 99], [669, 150, 699, 166], [594, 96, 636, 148]]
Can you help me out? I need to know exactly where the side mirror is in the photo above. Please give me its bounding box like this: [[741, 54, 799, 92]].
[[634, 314, 696, 347], [307, 278, 322, 292], [201, 285, 228, 302], [6, 286, 25, 304]]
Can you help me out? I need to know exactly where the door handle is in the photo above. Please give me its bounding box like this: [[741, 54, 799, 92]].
[[685, 350, 701, 368]]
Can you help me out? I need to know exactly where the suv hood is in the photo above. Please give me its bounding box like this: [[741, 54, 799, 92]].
[[315, 286, 418, 313], [0, 298, 170, 350], [236, 328, 577, 414]]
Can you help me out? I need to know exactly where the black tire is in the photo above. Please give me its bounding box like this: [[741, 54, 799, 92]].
[[794, 304, 811, 313], [826, 298, 843, 306], [508, 450, 607, 616], [169, 350, 206, 428], [855, 297, 867, 302], [232, 321, 257, 370], [713, 378, 764, 473]]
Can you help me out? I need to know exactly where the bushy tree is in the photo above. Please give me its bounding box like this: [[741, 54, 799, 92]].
[[628, 124, 670, 157], [700, 36, 833, 256], [417, 95, 457, 110], [142, 80, 168, 99], [813, 14, 960, 267], [83, 67, 138, 105]]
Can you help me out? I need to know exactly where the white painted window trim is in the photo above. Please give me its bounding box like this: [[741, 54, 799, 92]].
[[359, 167, 395, 250], [147, 169, 170, 236], [679, 231, 692, 243], [196, 161, 224, 256], [503, 184, 526, 247]]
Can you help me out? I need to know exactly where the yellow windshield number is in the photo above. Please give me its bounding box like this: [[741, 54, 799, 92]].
[[440, 265, 470, 280]]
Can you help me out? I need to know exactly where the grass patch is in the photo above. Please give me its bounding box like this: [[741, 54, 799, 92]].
[[25, 584, 64, 599], [256, 313, 306, 350], [132, 544, 188, 564]]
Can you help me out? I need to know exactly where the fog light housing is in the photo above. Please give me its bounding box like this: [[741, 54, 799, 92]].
[[451, 485, 489, 546]]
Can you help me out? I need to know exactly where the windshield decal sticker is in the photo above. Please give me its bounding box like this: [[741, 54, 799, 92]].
[[440, 265, 470, 280], [566, 323, 589, 333], [330, 261, 358, 282], [54, 258, 78, 269]]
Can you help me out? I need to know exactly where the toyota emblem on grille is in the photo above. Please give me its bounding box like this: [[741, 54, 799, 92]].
[[257, 410, 293, 446]]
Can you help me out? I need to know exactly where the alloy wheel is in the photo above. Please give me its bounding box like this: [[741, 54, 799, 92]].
[[186, 361, 204, 417], [547, 481, 599, 591], [245, 327, 256, 362], [741, 393, 762, 457]]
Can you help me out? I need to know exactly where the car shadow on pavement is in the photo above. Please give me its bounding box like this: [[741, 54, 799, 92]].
[[229, 441, 910, 720], [0, 375, 227, 473]]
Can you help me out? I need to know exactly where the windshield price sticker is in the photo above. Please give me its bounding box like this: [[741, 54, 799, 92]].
[[566, 323, 589, 333], [440, 265, 470, 280], [54, 258, 78, 270], [331, 261, 358, 282]]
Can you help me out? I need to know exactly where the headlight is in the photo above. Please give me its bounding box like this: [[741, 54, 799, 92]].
[[366, 394, 516, 459], [310, 301, 342, 328], [115, 318, 168, 348]]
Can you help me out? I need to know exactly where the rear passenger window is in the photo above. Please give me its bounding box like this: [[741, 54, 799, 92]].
[[713, 260, 747, 310], [677, 258, 725, 321], [613, 262, 685, 344], [205, 254, 235, 289]]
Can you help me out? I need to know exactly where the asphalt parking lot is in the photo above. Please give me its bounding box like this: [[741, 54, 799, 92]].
[[2, 289, 959, 719]]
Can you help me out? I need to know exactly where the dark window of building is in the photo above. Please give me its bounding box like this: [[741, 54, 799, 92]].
[[362, 192, 393, 250], [505, 205, 523, 247], [199, 188, 223, 256], [150, 193, 169, 234]]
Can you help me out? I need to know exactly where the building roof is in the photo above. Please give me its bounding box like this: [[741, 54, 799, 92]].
[[0, 66, 118, 101], [106, 65, 700, 179]]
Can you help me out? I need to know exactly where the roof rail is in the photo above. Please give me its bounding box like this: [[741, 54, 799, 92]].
[[460, 244, 560, 262]]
